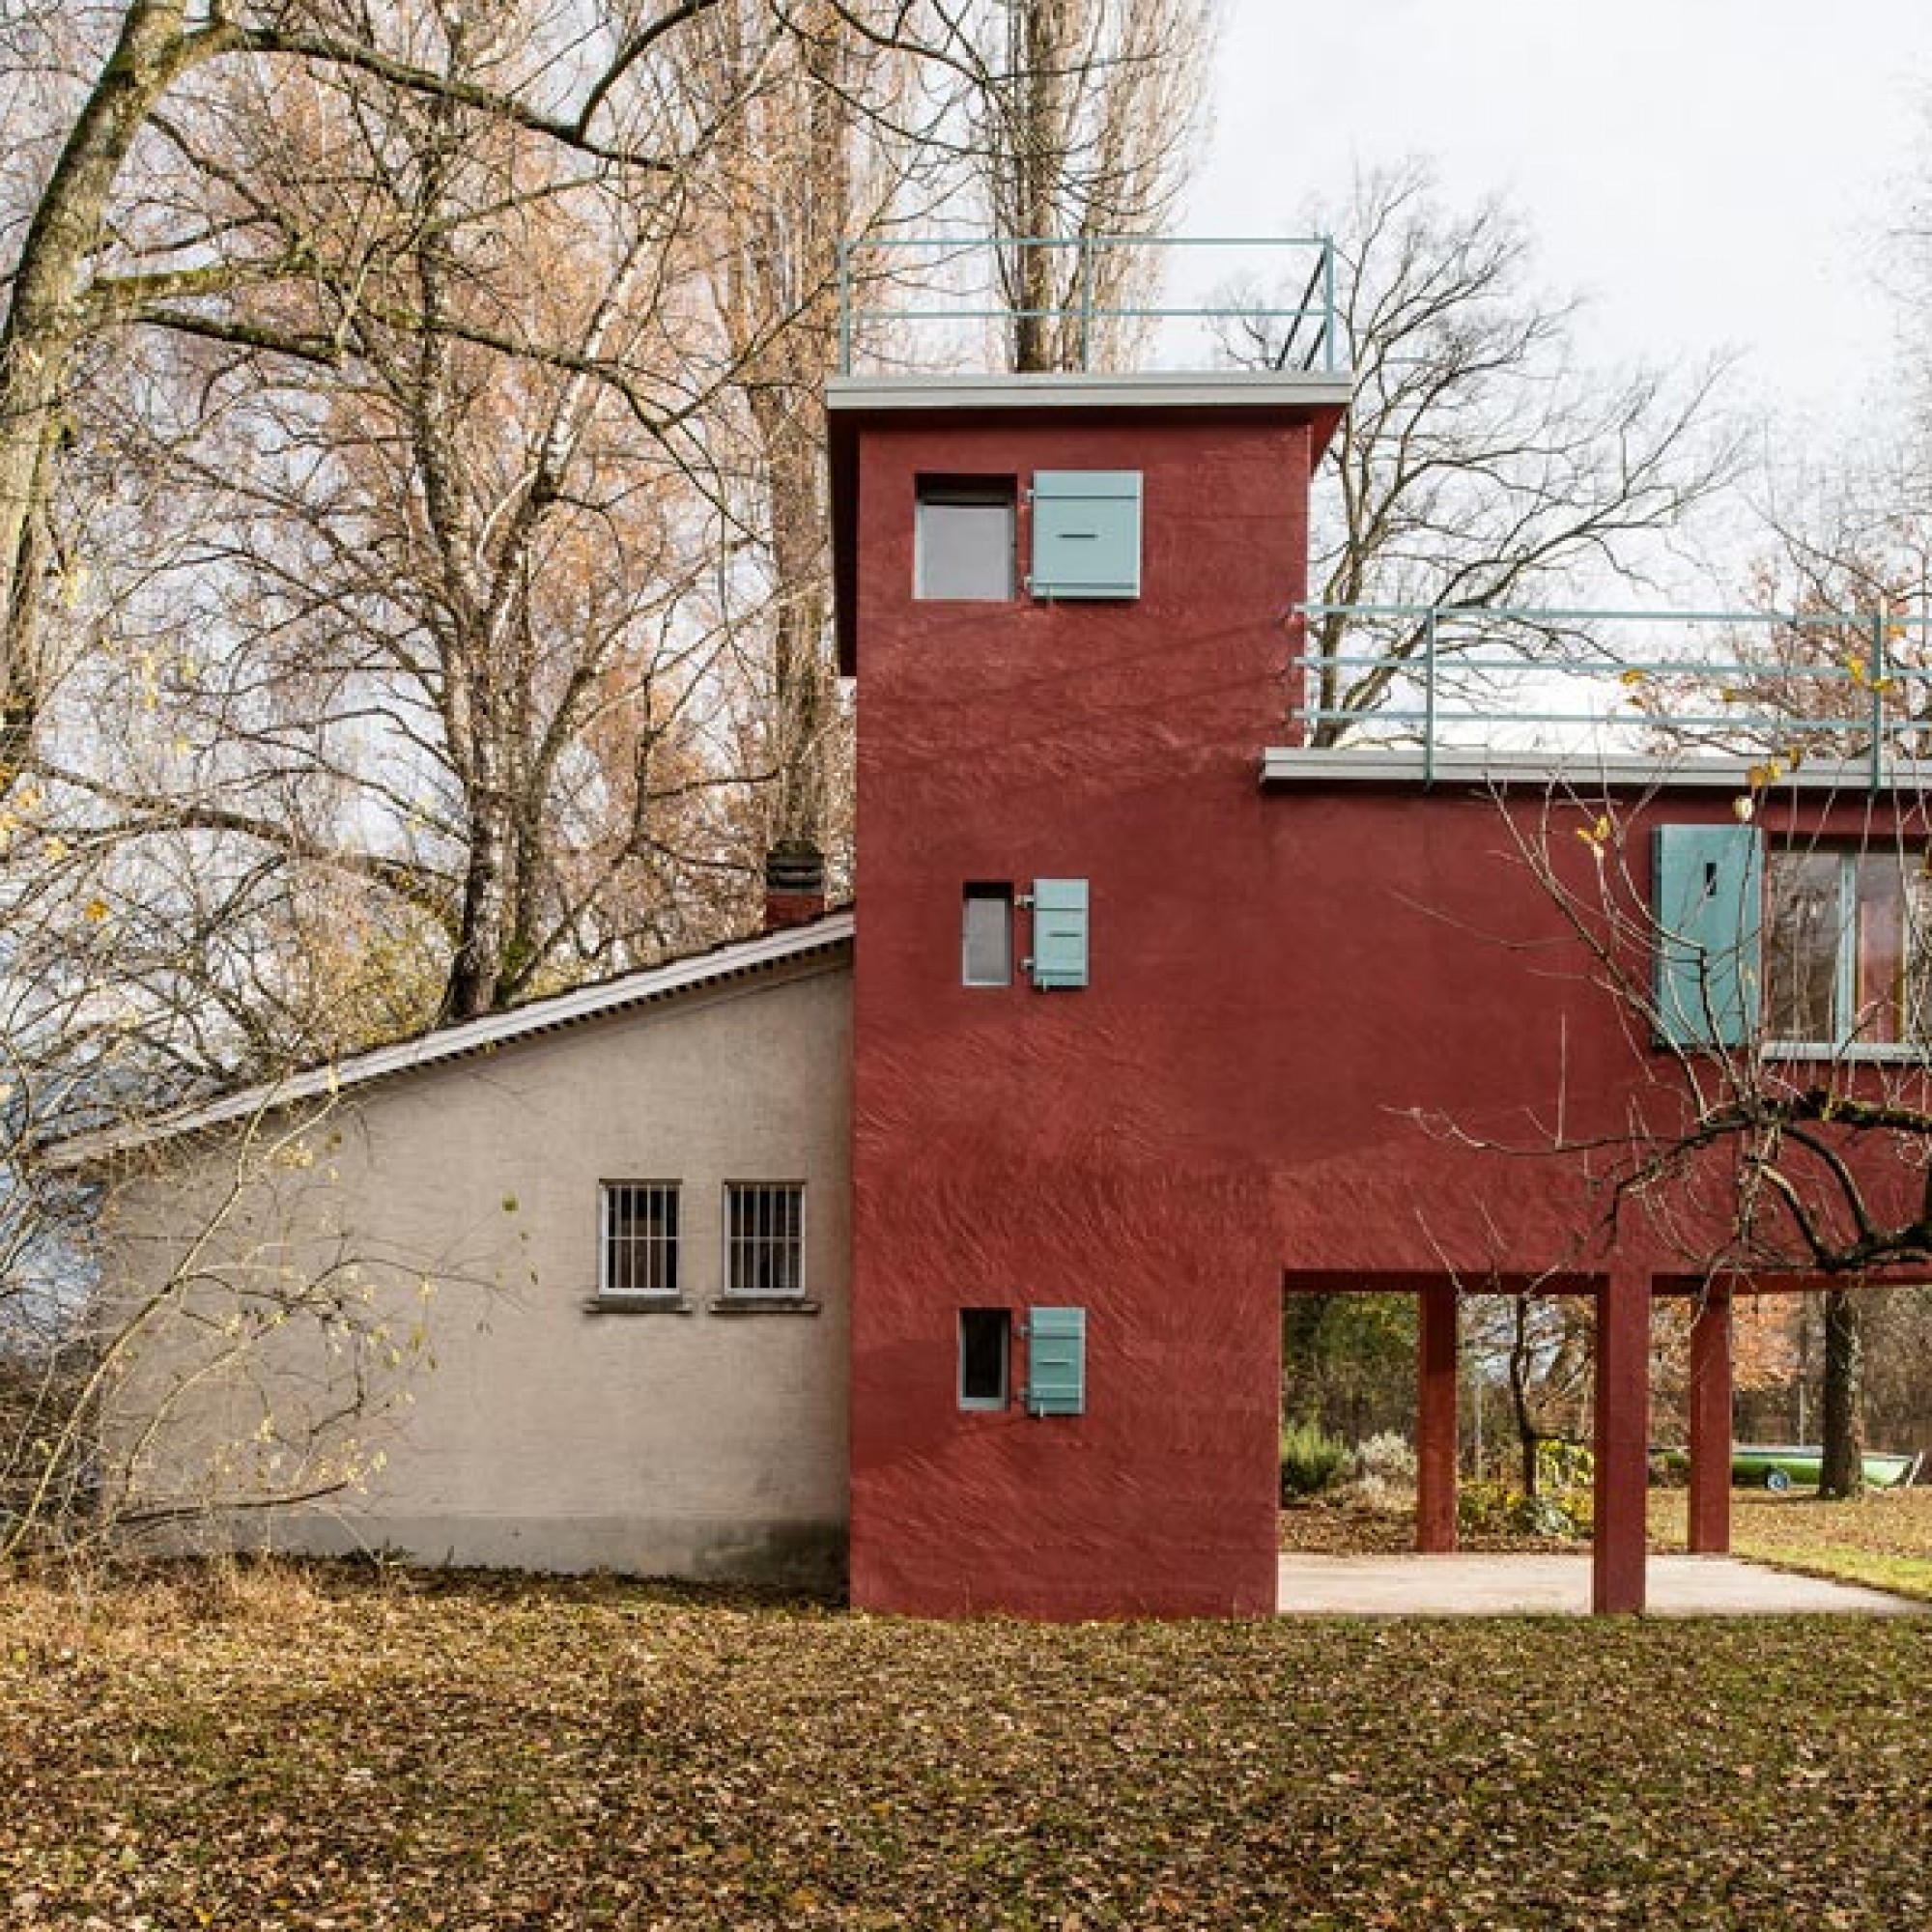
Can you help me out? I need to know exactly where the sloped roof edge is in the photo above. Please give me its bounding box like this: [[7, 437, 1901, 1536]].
[[44, 911, 855, 1169]]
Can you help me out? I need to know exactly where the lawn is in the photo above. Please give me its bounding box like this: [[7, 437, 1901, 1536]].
[[3, 1554, 1929, 1930], [1283, 1484, 1932, 1604]]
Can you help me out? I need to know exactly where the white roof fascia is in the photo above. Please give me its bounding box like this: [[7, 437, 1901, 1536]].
[[1260, 748, 1932, 795], [827, 371, 1353, 414], [45, 914, 854, 1168]]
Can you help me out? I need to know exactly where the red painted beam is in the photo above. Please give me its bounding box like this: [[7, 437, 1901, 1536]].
[[1688, 1285, 1733, 1555], [1593, 1271, 1652, 1615], [1417, 1280, 1459, 1552]]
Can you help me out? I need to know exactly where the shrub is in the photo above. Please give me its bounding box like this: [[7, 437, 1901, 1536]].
[[1353, 1431, 1418, 1491], [1280, 1419, 1351, 1500], [1457, 1443, 1596, 1541]]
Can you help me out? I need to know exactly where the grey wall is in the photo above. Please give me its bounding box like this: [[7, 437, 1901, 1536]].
[[102, 957, 852, 1588]]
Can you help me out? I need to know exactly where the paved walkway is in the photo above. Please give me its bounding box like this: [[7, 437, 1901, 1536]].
[[1277, 1552, 1926, 1617]]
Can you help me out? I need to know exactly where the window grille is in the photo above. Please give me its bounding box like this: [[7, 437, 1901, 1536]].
[[600, 1181, 680, 1297], [724, 1182, 806, 1297]]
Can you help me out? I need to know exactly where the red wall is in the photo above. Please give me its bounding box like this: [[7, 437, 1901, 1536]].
[[844, 400, 1925, 1620]]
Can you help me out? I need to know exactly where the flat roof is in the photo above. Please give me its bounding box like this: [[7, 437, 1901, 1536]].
[[1260, 747, 1932, 795], [826, 369, 1353, 416]]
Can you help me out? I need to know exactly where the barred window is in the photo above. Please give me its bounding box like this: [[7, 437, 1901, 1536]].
[[724, 1182, 806, 1297], [600, 1182, 680, 1297]]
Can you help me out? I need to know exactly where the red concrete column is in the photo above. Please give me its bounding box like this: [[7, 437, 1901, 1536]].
[[1416, 1280, 1459, 1553], [1688, 1284, 1734, 1555], [1592, 1270, 1652, 1615]]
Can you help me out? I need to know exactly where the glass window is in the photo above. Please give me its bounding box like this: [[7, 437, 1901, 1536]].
[[958, 1308, 1011, 1409], [916, 480, 1015, 601], [1767, 847, 1932, 1048], [600, 1182, 680, 1297], [962, 883, 1012, 986], [724, 1182, 806, 1297]]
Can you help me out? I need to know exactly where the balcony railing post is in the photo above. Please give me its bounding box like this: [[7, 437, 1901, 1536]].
[[1424, 607, 1438, 786], [1077, 239, 1097, 372], [1322, 240, 1338, 373], [836, 238, 852, 377], [1871, 607, 1888, 795]]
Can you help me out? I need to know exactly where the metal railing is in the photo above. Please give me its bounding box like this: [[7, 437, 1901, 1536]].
[[1292, 603, 1932, 790], [834, 234, 1339, 379]]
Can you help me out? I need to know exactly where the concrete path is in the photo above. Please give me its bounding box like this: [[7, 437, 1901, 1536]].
[[1278, 1552, 1925, 1617]]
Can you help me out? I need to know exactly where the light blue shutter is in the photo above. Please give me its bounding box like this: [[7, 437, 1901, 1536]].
[[1026, 1307, 1087, 1416], [1030, 471, 1143, 599], [1653, 823, 1763, 1048], [1029, 878, 1089, 989]]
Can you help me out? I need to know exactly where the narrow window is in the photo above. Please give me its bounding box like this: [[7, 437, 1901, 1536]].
[[962, 883, 1012, 986], [958, 1308, 1011, 1409], [724, 1181, 806, 1297], [916, 478, 1016, 601], [600, 1182, 680, 1298]]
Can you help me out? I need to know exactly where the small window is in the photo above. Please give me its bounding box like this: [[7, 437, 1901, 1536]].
[[601, 1181, 680, 1297], [916, 478, 1015, 601], [962, 883, 1012, 986], [958, 1308, 1011, 1409], [1767, 846, 1932, 1050], [724, 1181, 806, 1297]]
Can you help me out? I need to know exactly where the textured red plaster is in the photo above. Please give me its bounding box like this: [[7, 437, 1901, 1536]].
[[839, 396, 1932, 1621], [1689, 1287, 1734, 1555]]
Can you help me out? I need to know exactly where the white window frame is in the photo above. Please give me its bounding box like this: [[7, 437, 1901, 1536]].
[[957, 1308, 1011, 1411], [722, 1181, 808, 1299], [915, 479, 1017, 602], [961, 882, 1013, 987], [598, 1180, 682, 1300], [1765, 846, 1932, 1061]]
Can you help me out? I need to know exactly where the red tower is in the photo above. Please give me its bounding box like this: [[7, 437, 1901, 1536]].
[[831, 372, 1349, 1617]]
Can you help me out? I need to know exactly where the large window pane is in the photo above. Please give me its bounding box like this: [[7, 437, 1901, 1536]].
[[1766, 850, 1840, 1042], [1854, 855, 1909, 1043]]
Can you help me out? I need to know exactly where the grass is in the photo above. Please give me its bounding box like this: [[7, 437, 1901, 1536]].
[[2, 1552, 1930, 1929], [1286, 1484, 1932, 1603], [1651, 1485, 1932, 1604]]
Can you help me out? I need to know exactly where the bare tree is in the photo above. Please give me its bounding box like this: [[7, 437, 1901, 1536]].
[[5, 3, 855, 1035], [912, 0, 1217, 373], [1224, 161, 1737, 742], [0, 1, 739, 788], [1484, 784, 1932, 1498], [5, 1079, 475, 1565]]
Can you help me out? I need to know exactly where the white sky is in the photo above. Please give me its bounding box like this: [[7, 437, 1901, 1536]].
[[1189, 0, 1932, 439]]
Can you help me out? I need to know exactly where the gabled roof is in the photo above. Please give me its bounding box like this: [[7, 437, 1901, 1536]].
[[43, 910, 854, 1169]]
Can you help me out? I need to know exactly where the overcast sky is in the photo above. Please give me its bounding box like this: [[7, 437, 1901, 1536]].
[[1188, 0, 1932, 440]]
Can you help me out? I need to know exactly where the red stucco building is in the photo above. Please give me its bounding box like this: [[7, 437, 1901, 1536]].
[[830, 367, 1926, 1619]]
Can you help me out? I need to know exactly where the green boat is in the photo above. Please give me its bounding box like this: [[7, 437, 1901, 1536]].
[[1726, 1445, 1922, 1493]]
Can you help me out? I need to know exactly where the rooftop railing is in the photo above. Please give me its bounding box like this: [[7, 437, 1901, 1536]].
[[1292, 603, 1932, 790], [834, 234, 1340, 380]]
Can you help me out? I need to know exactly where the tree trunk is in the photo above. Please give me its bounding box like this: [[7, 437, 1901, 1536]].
[[1007, 0, 1073, 373], [1820, 1286, 1865, 1499], [1509, 1293, 1540, 1495], [0, 1, 208, 773]]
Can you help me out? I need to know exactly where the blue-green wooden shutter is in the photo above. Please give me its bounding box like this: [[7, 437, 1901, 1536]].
[[1653, 823, 1763, 1048], [1030, 471, 1143, 599], [1029, 878, 1089, 989], [1026, 1307, 1087, 1416]]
